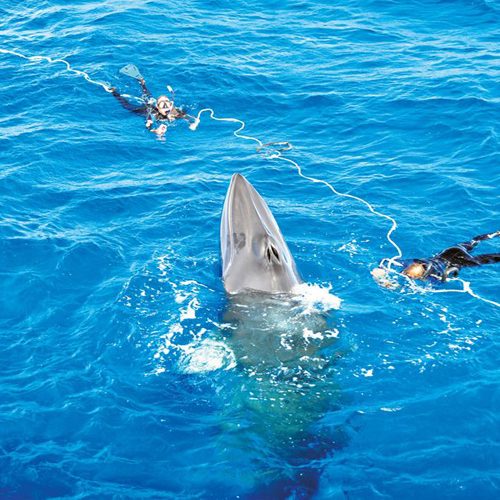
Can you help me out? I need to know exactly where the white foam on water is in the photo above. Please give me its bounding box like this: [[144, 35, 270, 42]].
[[179, 339, 236, 374], [291, 282, 341, 314], [302, 328, 324, 341], [179, 297, 200, 321], [147, 257, 239, 376], [338, 240, 360, 256]]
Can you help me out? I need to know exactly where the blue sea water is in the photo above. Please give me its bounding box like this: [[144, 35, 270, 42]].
[[1, 0, 500, 498]]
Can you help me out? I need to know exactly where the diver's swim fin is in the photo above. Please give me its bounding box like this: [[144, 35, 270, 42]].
[[119, 64, 144, 81]]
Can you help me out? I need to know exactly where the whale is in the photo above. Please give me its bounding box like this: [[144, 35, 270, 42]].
[[218, 173, 340, 431], [215, 174, 344, 495], [221, 173, 302, 295], [219, 173, 338, 371]]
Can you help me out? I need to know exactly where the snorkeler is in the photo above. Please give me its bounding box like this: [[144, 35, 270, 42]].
[[111, 64, 197, 136], [374, 231, 500, 285]]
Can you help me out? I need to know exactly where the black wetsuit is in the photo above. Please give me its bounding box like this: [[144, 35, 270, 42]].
[[112, 79, 150, 115], [402, 231, 500, 282], [111, 80, 186, 128]]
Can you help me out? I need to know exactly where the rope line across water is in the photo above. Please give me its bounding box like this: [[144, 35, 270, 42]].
[[194, 108, 499, 309], [1, 48, 497, 308]]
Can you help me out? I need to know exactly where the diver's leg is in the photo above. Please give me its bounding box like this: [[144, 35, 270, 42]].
[[139, 79, 152, 98], [111, 90, 137, 111], [474, 253, 500, 265], [463, 231, 500, 251], [111, 90, 147, 115]]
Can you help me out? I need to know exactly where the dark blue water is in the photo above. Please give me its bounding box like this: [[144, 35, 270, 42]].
[[1, 0, 499, 498]]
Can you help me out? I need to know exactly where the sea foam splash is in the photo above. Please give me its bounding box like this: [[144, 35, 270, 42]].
[[291, 282, 342, 314], [178, 338, 237, 374]]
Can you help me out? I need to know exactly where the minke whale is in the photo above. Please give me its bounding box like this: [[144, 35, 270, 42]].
[[221, 173, 302, 294], [217, 174, 343, 496]]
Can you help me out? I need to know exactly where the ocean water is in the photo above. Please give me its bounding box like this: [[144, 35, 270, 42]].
[[1, 0, 499, 498]]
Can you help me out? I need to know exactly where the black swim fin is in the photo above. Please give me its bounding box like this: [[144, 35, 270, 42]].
[[119, 64, 144, 81]]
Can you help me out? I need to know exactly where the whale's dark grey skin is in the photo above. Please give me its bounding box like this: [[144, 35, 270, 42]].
[[221, 173, 302, 294]]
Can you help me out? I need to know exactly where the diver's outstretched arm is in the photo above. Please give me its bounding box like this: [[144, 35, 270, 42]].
[[170, 107, 196, 124], [173, 109, 197, 125], [460, 231, 500, 252]]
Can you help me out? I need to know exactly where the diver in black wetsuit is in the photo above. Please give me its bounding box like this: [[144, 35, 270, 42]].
[[401, 231, 500, 282], [111, 76, 196, 136]]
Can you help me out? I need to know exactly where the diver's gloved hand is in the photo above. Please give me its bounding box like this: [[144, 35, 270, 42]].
[[152, 124, 167, 136], [371, 267, 398, 289], [189, 118, 200, 131]]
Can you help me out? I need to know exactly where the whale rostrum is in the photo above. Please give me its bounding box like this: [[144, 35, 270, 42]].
[[221, 174, 302, 294]]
